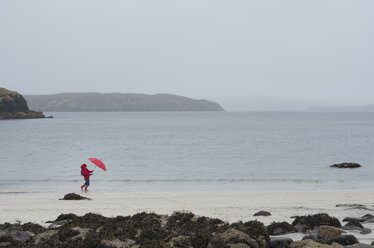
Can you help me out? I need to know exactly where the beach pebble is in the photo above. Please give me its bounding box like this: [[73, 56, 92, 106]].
[[317, 225, 342, 240], [270, 237, 293, 248], [254, 211, 271, 217]]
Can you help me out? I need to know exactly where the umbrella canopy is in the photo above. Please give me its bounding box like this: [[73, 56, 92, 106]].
[[88, 158, 107, 171]]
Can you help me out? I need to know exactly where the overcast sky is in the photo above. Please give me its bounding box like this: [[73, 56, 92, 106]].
[[0, 1, 373, 110]]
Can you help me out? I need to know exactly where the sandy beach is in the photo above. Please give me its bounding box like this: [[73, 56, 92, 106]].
[[1, 189, 374, 243]]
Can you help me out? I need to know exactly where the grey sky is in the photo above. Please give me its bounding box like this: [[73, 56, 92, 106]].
[[0, 1, 373, 110]]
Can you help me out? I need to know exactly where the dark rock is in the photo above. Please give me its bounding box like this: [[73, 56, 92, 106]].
[[21, 222, 46, 234], [336, 204, 365, 209], [0, 88, 29, 112], [290, 239, 332, 248], [342, 221, 371, 234], [267, 222, 295, 236], [208, 228, 258, 248], [34, 230, 58, 245], [270, 237, 293, 248], [361, 214, 374, 219], [59, 193, 91, 200], [167, 235, 191, 248], [343, 217, 367, 222], [231, 220, 270, 248], [100, 238, 132, 248], [254, 211, 271, 217], [0, 231, 10, 243], [0, 242, 11, 247], [363, 217, 374, 223], [164, 211, 226, 248], [317, 225, 342, 240], [291, 213, 341, 232], [0, 88, 48, 120], [54, 213, 78, 222], [344, 244, 372, 248], [330, 163, 361, 168], [325, 234, 359, 245], [301, 233, 318, 242], [10, 231, 32, 242]]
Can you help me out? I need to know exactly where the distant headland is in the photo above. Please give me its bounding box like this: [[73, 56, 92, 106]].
[[0, 88, 49, 120], [24, 92, 225, 112]]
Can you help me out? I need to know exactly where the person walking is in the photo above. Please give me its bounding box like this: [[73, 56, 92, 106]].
[[80, 164, 93, 193]]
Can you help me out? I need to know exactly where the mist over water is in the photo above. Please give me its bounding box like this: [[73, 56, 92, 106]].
[[1, 112, 374, 193]]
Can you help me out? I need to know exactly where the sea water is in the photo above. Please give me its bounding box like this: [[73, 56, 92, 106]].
[[1, 112, 374, 193]]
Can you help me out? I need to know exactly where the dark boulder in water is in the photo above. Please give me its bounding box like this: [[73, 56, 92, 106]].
[[330, 162, 361, 168], [291, 213, 341, 232]]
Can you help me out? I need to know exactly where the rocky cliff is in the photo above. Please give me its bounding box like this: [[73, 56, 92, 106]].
[[0, 88, 46, 120], [25, 93, 225, 112]]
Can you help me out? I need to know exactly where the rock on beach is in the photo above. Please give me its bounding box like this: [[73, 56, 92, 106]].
[[59, 193, 91, 200], [0, 212, 368, 248]]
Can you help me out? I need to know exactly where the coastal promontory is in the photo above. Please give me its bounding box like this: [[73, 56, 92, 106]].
[[25, 92, 225, 112], [0, 88, 46, 120]]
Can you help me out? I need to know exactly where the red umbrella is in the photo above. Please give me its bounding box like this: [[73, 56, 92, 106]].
[[88, 158, 107, 171]]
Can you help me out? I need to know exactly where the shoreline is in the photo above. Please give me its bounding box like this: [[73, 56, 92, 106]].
[[0, 208, 373, 247], [1, 189, 374, 243]]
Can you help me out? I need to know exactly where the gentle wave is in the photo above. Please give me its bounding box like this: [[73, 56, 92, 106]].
[[0, 178, 324, 184]]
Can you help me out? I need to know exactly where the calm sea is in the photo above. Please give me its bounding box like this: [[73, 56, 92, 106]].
[[1, 112, 373, 193]]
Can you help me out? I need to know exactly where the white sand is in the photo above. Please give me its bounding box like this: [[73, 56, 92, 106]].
[[1, 189, 374, 242]]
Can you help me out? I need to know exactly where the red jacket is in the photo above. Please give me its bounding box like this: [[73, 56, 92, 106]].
[[81, 168, 93, 179]]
